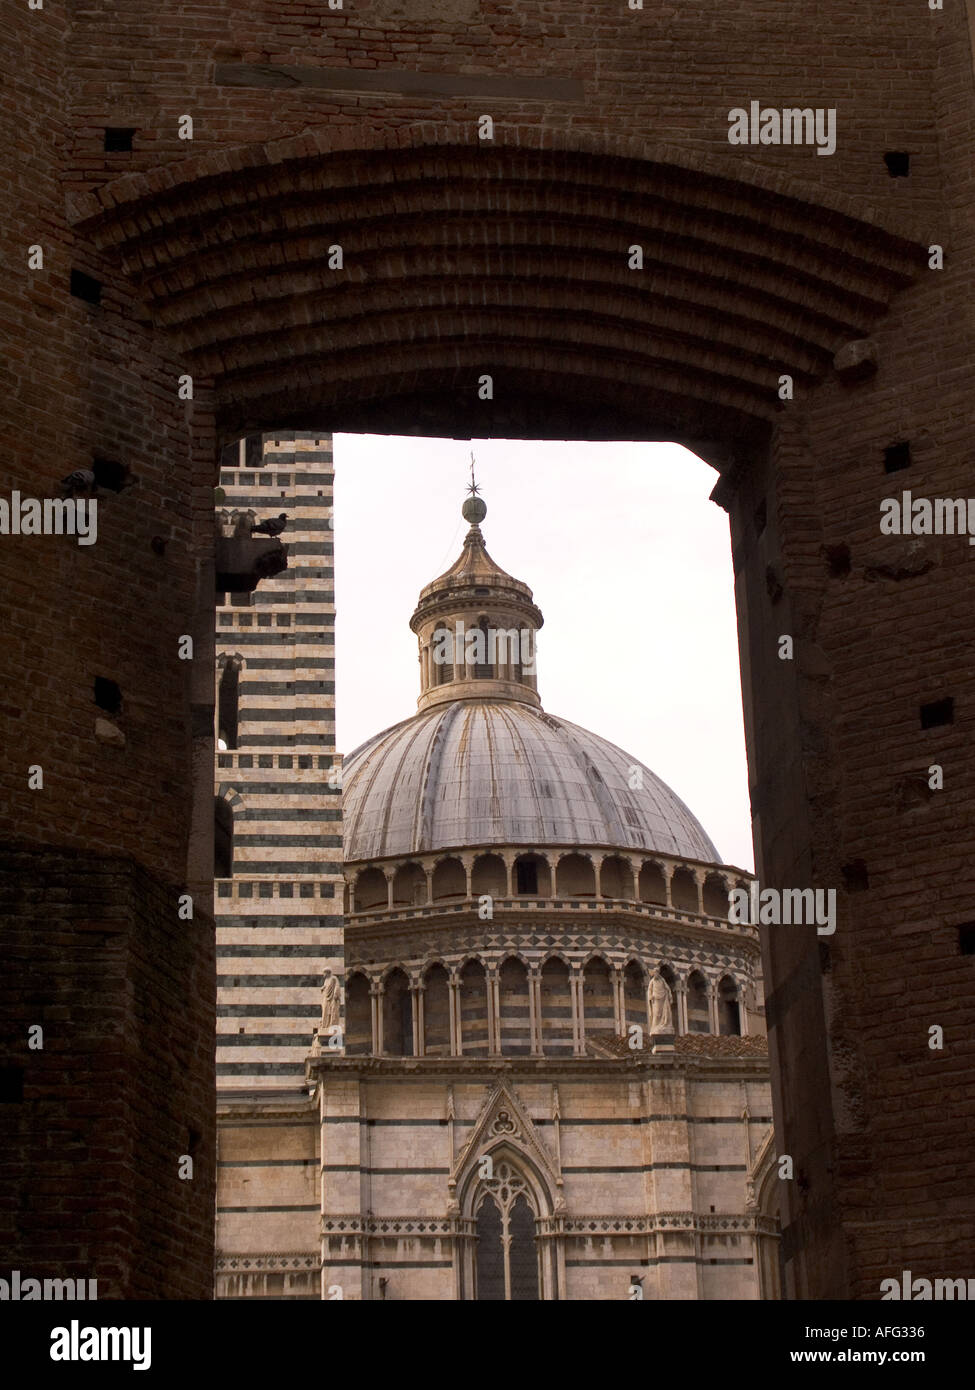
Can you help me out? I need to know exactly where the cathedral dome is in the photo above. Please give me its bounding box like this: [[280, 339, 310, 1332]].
[[342, 485, 721, 867], [342, 698, 719, 864]]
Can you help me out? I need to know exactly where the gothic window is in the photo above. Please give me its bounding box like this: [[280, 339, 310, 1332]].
[[508, 1193, 539, 1300], [687, 970, 710, 1032], [423, 963, 450, 1055], [474, 1162, 540, 1301], [582, 956, 614, 1035], [475, 1195, 504, 1300], [540, 957, 573, 1055], [345, 973, 371, 1056], [498, 958, 530, 1056], [718, 975, 741, 1035], [623, 960, 646, 1035], [382, 968, 413, 1056], [459, 960, 488, 1056]]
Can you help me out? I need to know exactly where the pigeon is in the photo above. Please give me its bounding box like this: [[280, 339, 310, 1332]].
[[60, 468, 97, 496], [250, 512, 289, 537]]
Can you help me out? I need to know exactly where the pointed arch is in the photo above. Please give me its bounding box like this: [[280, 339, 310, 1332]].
[[498, 956, 530, 1056], [457, 1133, 557, 1302], [539, 955, 573, 1056], [344, 971, 371, 1056], [381, 966, 413, 1057], [581, 954, 614, 1038], [623, 958, 647, 1035], [748, 1127, 781, 1300]]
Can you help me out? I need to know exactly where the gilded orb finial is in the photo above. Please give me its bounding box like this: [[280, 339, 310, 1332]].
[[462, 451, 487, 524]]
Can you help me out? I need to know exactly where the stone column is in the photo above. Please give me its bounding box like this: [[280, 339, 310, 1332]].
[[612, 966, 625, 1036], [503, 854, 515, 897], [739, 978, 750, 1036], [386, 871, 395, 910], [462, 855, 473, 899], [448, 972, 461, 1056], [707, 977, 719, 1034], [675, 979, 688, 1036], [412, 981, 424, 1057], [457, 624, 470, 688], [593, 852, 606, 898], [571, 969, 585, 1056], [692, 869, 704, 914], [424, 866, 434, 905], [370, 982, 383, 1056], [487, 967, 500, 1054], [627, 855, 639, 902], [663, 865, 673, 908], [528, 969, 542, 1055]]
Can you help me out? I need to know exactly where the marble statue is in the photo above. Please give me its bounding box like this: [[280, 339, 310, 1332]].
[[649, 969, 674, 1034]]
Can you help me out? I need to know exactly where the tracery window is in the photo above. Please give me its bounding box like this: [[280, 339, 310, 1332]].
[[474, 1160, 540, 1300]]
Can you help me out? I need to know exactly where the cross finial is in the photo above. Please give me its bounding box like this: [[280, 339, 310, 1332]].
[[467, 451, 480, 497]]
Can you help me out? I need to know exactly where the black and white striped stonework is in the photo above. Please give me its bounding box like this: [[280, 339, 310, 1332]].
[[215, 434, 343, 1089]]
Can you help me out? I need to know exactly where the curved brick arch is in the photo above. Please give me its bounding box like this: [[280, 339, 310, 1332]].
[[66, 122, 928, 237], [72, 138, 925, 448]]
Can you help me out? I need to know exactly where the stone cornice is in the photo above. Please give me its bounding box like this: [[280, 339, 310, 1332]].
[[314, 1212, 777, 1238], [305, 1054, 769, 1082], [216, 1252, 319, 1272], [217, 1091, 316, 1120], [347, 844, 754, 881], [348, 901, 761, 955]]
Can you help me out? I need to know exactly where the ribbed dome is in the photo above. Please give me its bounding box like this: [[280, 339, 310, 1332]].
[[342, 698, 719, 863]]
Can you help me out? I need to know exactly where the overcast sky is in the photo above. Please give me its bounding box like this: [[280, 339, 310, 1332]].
[[333, 434, 754, 871]]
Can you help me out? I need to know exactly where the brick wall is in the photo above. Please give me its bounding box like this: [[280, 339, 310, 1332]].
[[0, 848, 214, 1299], [3, 0, 973, 1299]]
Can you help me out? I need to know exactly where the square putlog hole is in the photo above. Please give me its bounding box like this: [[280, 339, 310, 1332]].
[[103, 128, 136, 152], [69, 269, 102, 306], [883, 442, 911, 474], [884, 151, 910, 177], [93, 676, 122, 715], [920, 698, 954, 729], [0, 1066, 25, 1102], [841, 861, 869, 892]]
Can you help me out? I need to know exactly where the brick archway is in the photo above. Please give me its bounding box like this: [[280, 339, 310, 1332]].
[[71, 132, 923, 450]]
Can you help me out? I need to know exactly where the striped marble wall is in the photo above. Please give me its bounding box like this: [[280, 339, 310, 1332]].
[[214, 432, 344, 1091]]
